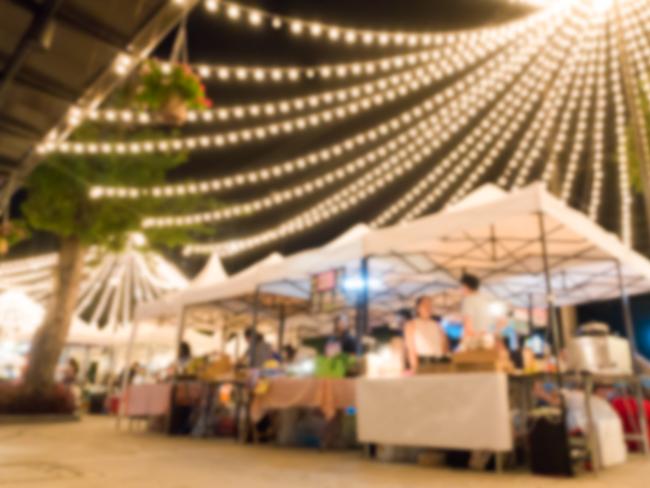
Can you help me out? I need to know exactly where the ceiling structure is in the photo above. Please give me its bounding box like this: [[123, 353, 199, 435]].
[[0, 0, 197, 212], [6, 0, 650, 274]]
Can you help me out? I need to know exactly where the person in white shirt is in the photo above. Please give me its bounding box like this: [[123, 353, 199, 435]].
[[404, 296, 448, 372], [460, 273, 493, 338]]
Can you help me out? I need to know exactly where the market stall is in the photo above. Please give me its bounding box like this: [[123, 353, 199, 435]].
[[129, 183, 650, 472], [356, 373, 511, 452]]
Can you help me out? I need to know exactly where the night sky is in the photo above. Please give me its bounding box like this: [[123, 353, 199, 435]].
[[153, 0, 531, 274], [6, 0, 650, 358]]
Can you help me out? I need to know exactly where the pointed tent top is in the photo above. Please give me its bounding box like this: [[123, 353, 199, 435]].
[[236, 252, 284, 278], [325, 223, 370, 248], [445, 184, 508, 213], [192, 252, 228, 287]]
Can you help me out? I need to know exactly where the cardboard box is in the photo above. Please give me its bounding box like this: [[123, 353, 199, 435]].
[[452, 349, 500, 364]]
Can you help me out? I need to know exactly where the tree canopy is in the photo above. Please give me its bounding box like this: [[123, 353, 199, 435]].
[[21, 124, 213, 251]]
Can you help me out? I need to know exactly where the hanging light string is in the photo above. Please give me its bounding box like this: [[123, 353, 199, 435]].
[[409, 22, 581, 219], [89, 25, 530, 201], [510, 6, 597, 190], [43, 55, 483, 158], [142, 15, 561, 228], [373, 3, 583, 226], [44, 10, 549, 159], [538, 12, 591, 188], [446, 5, 592, 211], [201, 0, 556, 49], [586, 9, 610, 220], [615, 0, 650, 245], [87, 39, 516, 127], [183, 11, 562, 255], [559, 8, 602, 202]]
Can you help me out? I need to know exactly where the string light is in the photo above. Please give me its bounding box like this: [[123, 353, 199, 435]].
[[587, 9, 609, 220], [92, 11, 555, 201], [559, 5, 602, 203], [611, 7, 632, 245], [200, 0, 560, 49], [184, 11, 564, 253], [40, 0, 648, 255], [88, 42, 501, 127], [113, 53, 133, 76], [375, 3, 581, 225], [510, 4, 594, 190]]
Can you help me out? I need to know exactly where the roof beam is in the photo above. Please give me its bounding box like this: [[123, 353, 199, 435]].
[[0, 0, 64, 110], [12, 0, 131, 52]]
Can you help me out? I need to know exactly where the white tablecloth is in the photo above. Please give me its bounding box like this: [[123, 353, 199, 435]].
[[356, 373, 512, 452]]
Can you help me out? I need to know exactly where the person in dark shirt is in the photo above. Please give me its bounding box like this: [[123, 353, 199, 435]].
[[243, 328, 275, 368], [326, 315, 357, 355]]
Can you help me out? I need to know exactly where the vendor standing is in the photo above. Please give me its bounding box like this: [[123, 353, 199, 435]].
[[460, 273, 493, 339], [243, 328, 275, 368], [325, 315, 357, 356], [404, 296, 448, 372]]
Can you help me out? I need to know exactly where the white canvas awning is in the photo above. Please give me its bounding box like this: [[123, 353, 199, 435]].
[[135, 184, 650, 325], [364, 183, 650, 307], [134, 253, 283, 323]]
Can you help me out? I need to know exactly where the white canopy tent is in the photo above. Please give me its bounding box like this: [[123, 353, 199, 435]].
[[154, 184, 650, 312], [131, 183, 650, 365], [0, 235, 188, 330]]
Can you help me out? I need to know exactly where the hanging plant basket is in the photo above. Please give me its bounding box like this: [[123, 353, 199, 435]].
[[135, 60, 212, 126], [160, 93, 189, 125]]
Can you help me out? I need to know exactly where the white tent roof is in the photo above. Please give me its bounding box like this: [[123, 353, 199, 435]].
[[136, 184, 650, 319], [191, 252, 228, 287], [134, 252, 283, 322], [364, 183, 650, 307], [0, 239, 188, 329]]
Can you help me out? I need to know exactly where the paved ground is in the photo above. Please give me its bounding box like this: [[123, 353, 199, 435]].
[[0, 416, 649, 487]]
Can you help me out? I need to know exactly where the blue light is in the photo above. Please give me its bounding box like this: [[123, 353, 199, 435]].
[[342, 276, 383, 292]]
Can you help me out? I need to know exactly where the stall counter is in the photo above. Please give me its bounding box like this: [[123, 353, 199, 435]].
[[356, 372, 512, 452], [250, 377, 356, 422]]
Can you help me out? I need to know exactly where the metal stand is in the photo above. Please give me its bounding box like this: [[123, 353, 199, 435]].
[[116, 318, 141, 431], [355, 257, 370, 357], [615, 261, 650, 455], [582, 374, 602, 472]]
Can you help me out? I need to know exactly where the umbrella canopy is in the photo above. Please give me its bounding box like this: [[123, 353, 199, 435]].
[[0, 235, 188, 329]]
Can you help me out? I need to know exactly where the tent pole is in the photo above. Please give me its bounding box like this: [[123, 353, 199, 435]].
[[116, 318, 141, 431], [166, 307, 188, 435], [278, 304, 286, 359], [615, 261, 650, 455], [249, 287, 261, 366], [355, 257, 370, 357], [174, 307, 188, 374], [537, 213, 564, 389]]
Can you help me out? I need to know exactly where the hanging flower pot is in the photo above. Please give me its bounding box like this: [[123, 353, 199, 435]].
[[135, 60, 212, 127], [160, 93, 188, 126]]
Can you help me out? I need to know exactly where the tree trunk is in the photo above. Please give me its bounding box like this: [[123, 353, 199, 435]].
[[23, 237, 86, 392]]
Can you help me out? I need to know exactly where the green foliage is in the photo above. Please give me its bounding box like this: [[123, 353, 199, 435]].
[[136, 60, 211, 110], [21, 124, 215, 251], [627, 83, 650, 194]]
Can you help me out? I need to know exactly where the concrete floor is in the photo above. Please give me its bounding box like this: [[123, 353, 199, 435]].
[[0, 417, 649, 487]]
